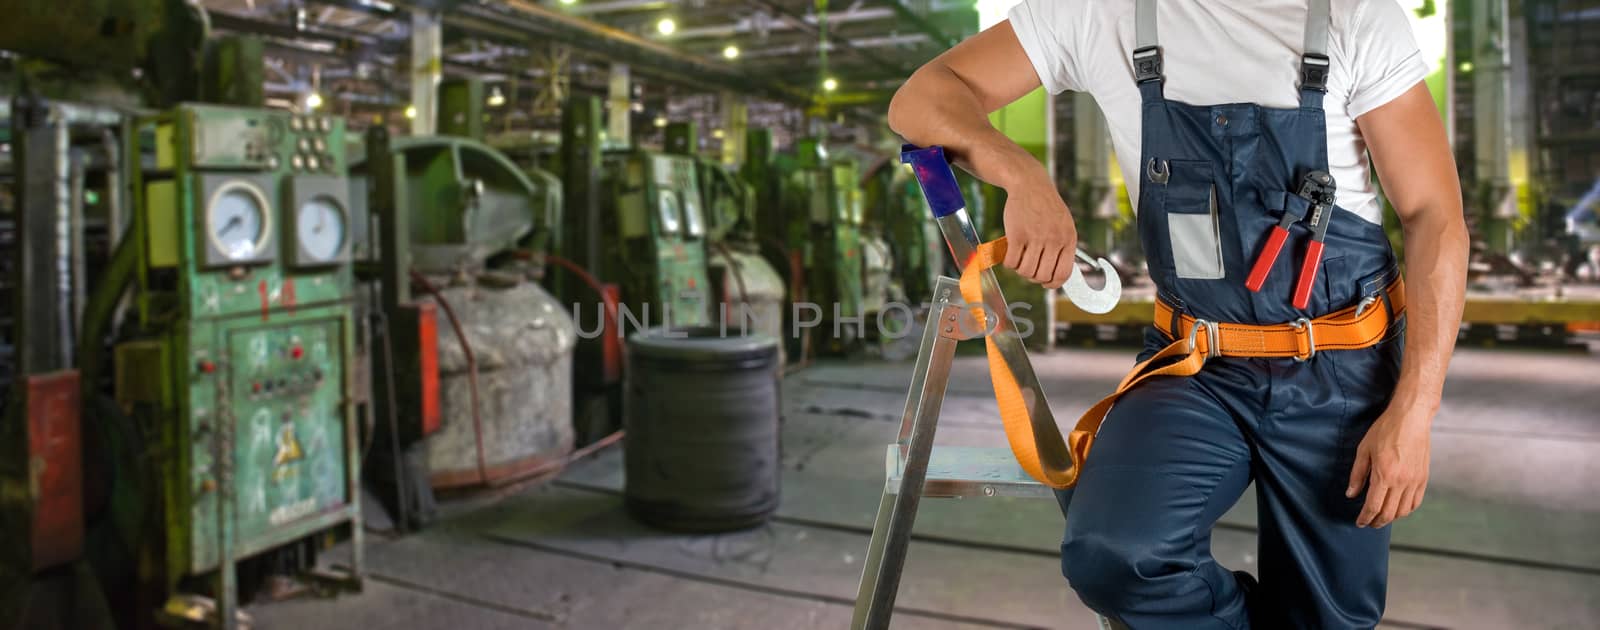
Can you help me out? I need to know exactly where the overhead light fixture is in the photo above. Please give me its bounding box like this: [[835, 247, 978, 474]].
[[1458, 61, 1474, 73], [404, 105, 417, 119], [822, 77, 839, 92], [304, 92, 324, 110], [712, 129, 725, 139], [654, 116, 668, 128], [631, 101, 645, 113], [657, 17, 677, 36], [722, 45, 740, 60], [487, 86, 506, 107], [559, 0, 577, 5]]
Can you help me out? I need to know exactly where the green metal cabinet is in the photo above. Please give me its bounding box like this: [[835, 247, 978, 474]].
[[116, 103, 361, 627], [602, 151, 714, 327]]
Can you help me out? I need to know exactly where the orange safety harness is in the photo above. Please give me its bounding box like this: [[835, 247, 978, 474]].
[[963, 237, 1406, 489]]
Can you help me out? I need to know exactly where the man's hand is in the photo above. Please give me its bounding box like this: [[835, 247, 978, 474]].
[[1346, 402, 1433, 528], [1346, 82, 1466, 529], [1001, 171, 1079, 288]]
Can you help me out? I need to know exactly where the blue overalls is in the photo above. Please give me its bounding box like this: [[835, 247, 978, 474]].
[[1053, 1, 1405, 627]]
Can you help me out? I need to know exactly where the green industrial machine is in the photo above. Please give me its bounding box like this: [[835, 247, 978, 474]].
[[665, 123, 787, 351], [788, 138, 866, 353], [863, 157, 944, 305], [110, 103, 362, 627], [559, 96, 711, 442], [597, 151, 714, 327]]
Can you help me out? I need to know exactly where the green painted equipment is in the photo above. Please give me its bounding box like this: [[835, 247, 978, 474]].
[[352, 134, 576, 493], [558, 97, 712, 442], [794, 138, 866, 353], [598, 149, 714, 327], [111, 103, 363, 627], [665, 123, 787, 354], [438, 78, 487, 142]]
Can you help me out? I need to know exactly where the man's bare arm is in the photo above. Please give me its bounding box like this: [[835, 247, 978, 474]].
[[1346, 82, 1469, 528], [888, 22, 1078, 288]]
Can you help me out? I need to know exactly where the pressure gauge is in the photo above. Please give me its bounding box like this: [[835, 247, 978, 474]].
[[682, 192, 705, 237], [284, 175, 351, 267], [657, 192, 681, 234], [296, 197, 346, 263], [206, 181, 271, 261]]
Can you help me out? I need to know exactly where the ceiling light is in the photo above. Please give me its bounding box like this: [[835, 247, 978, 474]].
[[657, 18, 677, 36], [487, 86, 506, 107], [723, 45, 740, 60], [712, 129, 725, 139], [304, 92, 324, 110], [654, 116, 668, 128], [559, 0, 577, 5], [822, 77, 839, 92], [404, 105, 417, 119]]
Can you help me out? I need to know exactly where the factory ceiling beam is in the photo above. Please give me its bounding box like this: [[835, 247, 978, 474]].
[[669, 7, 895, 40], [418, 0, 814, 106], [879, 0, 959, 49], [741, 0, 912, 77]]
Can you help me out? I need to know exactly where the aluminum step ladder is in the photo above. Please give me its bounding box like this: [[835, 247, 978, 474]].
[[847, 275, 1124, 630], [852, 144, 1125, 629]]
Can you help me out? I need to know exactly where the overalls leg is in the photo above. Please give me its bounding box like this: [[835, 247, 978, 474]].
[[1251, 339, 1402, 629], [1056, 373, 1253, 630]]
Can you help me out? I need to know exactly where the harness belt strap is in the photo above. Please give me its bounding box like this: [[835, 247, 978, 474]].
[[961, 238, 1085, 489], [960, 237, 1405, 490], [1154, 277, 1405, 359]]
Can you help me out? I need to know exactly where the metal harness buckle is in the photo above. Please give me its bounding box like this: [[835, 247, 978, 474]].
[[1186, 319, 1222, 360], [1290, 317, 1317, 362]]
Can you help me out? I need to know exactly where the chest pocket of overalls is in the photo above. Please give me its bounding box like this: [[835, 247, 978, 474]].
[[1162, 160, 1225, 280]]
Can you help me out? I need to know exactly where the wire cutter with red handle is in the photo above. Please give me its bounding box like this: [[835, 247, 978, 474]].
[[1244, 170, 1337, 309]]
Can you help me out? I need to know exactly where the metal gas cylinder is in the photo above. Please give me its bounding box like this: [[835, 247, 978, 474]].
[[623, 328, 781, 532], [423, 278, 577, 489]]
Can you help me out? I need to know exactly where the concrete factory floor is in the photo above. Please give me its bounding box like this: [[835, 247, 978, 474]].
[[252, 340, 1600, 630]]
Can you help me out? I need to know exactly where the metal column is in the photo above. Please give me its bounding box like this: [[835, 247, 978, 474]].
[[410, 10, 443, 137], [607, 64, 631, 147], [721, 91, 747, 167], [6, 97, 84, 572]]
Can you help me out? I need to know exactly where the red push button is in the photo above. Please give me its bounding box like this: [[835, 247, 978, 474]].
[[198, 360, 216, 374], [291, 346, 304, 360]]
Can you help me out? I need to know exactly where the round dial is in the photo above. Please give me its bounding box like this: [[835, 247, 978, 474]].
[[682, 193, 705, 236], [208, 183, 269, 261], [296, 197, 346, 263], [657, 193, 681, 234]]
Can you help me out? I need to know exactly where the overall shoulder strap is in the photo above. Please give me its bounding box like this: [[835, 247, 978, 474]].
[[1300, 0, 1332, 108], [1133, 0, 1163, 102]]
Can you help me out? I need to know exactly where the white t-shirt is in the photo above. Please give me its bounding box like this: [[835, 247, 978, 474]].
[[1007, 0, 1429, 224]]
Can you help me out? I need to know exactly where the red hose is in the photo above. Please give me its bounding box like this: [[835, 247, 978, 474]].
[[409, 270, 490, 486], [516, 250, 622, 380]]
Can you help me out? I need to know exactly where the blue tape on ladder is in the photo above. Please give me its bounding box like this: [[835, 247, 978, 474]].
[[899, 144, 967, 219]]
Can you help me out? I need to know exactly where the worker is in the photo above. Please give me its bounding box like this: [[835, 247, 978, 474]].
[[888, 1, 1468, 628]]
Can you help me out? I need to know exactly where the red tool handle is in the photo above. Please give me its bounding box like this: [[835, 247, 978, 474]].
[[1245, 226, 1290, 292], [1293, 240, 1325, 309]]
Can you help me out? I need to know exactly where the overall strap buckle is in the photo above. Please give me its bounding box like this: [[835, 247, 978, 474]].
[[1134, 46, 1164, 84], [1300, 53, 1331, 93]]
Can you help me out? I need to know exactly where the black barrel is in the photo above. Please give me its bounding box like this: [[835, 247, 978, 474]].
[[624, 327, 781, 532]]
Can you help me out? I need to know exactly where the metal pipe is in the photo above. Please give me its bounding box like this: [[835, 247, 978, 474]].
[[880, 0, 959, 49], [434, 0, 812, 105], [744, 0, 909, 77]]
